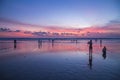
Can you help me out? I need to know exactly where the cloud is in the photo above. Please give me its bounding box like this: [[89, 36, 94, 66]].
[[24, 31, 32, 34], [14, 30, 21, 32], [32, 31, 49, 36], [0, 17, 45, 31], [109, 20, 120, 24], [0, 28, 11, 32], [0, 18, 120, 38]]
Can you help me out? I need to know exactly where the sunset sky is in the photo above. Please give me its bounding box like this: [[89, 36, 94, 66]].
[[0, 0, 120, 38]]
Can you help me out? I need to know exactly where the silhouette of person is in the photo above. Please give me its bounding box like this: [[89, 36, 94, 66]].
[[38, 40, 42, 49], [88, 40, 93, 54], [76, 40, 77, 44], [95, 39, 98, 42], [52, 39, 54, 47], [100, 40, 102, 47], [88, 40, 93, 69], [14, 40, 17, 49], [102, 46, 107, 59]]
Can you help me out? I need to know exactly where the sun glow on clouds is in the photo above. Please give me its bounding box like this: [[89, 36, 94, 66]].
[[0, 32, 33, 38], [0, 18, 120, 38]]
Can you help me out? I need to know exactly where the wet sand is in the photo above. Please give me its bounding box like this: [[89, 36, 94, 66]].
[[0, 39, 120, 80]]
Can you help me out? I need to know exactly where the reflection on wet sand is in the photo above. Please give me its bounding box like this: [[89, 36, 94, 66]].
[[1, 39, 107, 55], [0, 39, 120, 80], [89, 51, 93, 69], [0, 39, 119, 66]]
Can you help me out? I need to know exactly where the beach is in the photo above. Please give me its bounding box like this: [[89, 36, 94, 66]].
[[0, 39, 120, 80]]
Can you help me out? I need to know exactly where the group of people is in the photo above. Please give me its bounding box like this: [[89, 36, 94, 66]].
[[87, 40, 107, 69], [88, 40, 107, 58]]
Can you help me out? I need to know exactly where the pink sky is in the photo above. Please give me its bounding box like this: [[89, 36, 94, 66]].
[[0, 18, 120, 38]]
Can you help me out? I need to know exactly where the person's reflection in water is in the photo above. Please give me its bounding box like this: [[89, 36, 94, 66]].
[[100, 39, 102, 47], [88, 40, 93, 69], [14, 40, 17, 49], [102, 46, 107, 59], [38, 40, 42, 49], [89, 52, 92, 69]]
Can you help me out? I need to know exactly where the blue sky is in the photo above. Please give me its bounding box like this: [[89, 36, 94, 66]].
[[0, 0, 119, 28]]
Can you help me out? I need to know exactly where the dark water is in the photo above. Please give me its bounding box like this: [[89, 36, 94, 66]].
[[0, 39, 120, 80]]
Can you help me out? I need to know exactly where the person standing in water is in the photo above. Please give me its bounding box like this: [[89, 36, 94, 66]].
[[100, 39, 102, 47], [88, 40, 93, 54], [38, 40, 42, 49], [14, 40, 17, 49], [102, 46, 107, 59], [88, 40, 93, 69]]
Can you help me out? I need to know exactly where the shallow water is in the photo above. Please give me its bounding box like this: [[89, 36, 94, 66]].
[[0, 39, 120, 80]]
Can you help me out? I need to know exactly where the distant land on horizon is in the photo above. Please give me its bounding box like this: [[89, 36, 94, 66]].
[[0, 37, 120, 41]]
